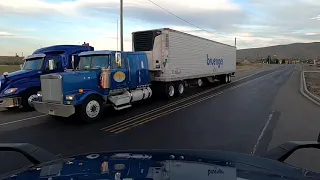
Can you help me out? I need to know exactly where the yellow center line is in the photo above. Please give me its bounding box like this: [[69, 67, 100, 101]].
[[101, 69, 271, 131], [112, 91, 225, 134], [107, 68, 283, 134], [100, 85, 224, 131]]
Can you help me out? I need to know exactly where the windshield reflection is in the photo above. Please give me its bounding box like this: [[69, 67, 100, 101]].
[[79, 55, 110, 70], [22, 58, 44, 70]]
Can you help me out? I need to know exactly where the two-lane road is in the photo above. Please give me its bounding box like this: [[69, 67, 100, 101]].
[[0, 64, 298, 173]]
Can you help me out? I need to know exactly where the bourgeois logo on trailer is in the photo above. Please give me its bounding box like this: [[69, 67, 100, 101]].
[[207, 54, 224, 68]]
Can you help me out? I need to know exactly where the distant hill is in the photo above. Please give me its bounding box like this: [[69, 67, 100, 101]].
[[237, 42, 320, 62]]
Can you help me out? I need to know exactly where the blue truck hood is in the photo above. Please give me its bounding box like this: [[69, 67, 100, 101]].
[[60, 71, 99, 93], [1, 70, 40, 81], [0, 70, 40, 92]]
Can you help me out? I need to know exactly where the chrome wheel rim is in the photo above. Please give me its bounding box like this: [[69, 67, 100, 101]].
[[28, 94, 38, 107], [86, 100, 100, 118], [178, 83, 184, 94], [168, 85, 175, 97], [225, 75, 228, 83], [197, 79, 203, 87]]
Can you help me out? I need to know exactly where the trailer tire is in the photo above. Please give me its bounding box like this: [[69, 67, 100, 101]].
[[228, 74, 232, 83], [21, 89, 39, 111], [165, 83, 175, 99], [78, 95, 103, 123], [175, 81, 185, 96]]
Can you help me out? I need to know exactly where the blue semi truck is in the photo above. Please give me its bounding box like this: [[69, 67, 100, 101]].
[[33, 28, 236, 123], [34, 50, 151, 122], [0, 44, 94, 110]]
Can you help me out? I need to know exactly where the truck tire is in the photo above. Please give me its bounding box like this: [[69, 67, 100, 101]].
[[165, 83, 175, 99], [228, 74, 232, 83], [78, 95, 103, 123], [21, 89, 39, 111], [175, 81, 185, 96]]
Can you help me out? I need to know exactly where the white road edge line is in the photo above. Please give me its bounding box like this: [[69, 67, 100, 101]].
[[0, 114, 48, 127], [251, 111, 274, 155]]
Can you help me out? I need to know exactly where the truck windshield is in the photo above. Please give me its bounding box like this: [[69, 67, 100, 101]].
[[79, 55, 110, 70], [22, 58, 44, 70]]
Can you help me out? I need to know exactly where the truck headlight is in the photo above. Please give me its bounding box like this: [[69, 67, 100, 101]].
[[66, 95, 75, 101], [37, 91, 42, 97], [4, 88, 18, 94]]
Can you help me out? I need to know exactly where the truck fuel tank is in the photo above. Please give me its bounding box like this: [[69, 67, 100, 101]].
[[108, 87, 152, 110], [130, 87, 152, 102], [100, 68, 111, 89]]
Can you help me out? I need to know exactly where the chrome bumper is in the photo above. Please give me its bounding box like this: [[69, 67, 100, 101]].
[[33, 101, 75, 117], [0, 97, 21, 108]]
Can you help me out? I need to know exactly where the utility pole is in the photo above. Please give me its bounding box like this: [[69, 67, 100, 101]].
[[117, 19, 119, 51], [235, 37, 237, 48], [120, 0, 124, 51]]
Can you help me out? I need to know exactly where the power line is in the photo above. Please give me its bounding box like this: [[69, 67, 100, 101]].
[[147, 0, 253, 49], [238, 38, 251, 49], [146, 0, 227, 38]]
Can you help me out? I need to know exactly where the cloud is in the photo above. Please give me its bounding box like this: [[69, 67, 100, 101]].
[[0, 0, 245, 32], [1, 0, 320, 52], [311, 15, 320, 20], [0, 31, 39, 40], [306, 33, 320, 36], [0, 31, 14, 36]]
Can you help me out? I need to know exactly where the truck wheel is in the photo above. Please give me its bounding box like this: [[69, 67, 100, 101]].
[[197, 79, 203, 87], [175, 82, 185, 96], [79, 95, 103, 123], [165, 83, 175, 99], [21, 89, 38, 111], [228, 74, 232, 83]]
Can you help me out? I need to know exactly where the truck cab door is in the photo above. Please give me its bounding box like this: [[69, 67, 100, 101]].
[[110, 53, 128, 90]]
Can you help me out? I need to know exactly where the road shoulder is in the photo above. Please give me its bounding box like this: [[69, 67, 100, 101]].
[[269, 64, 320, 173]]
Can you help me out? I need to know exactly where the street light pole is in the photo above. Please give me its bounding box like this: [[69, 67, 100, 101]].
[[120, 0, 124, 51]]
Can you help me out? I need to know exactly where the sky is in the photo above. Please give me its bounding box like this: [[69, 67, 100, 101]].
[[0, 0, 319, 56]]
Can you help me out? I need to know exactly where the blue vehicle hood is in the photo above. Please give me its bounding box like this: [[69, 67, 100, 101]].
[[1, 70, 40, 82], [0, 70, 40, 92], [59, 71, 99, 93], [3, 149, 319, 180]]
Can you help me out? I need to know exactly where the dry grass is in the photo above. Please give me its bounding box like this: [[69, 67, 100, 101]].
[[0, 56, 24, 65], [236, 63, 264, 72], [305, 72, 320, 98], [0, 65, 21, 74]]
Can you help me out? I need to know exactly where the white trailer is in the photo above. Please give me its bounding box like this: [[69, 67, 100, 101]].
[[132, 28, 236, 98]]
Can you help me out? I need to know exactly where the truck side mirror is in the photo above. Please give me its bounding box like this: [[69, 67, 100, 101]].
[[115, 52, 121, 67], [48, 59, 54, 70], [71, 55, 75, 69]]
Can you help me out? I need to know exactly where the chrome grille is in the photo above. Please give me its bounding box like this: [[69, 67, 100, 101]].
[[40, 74, 62, 103]]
